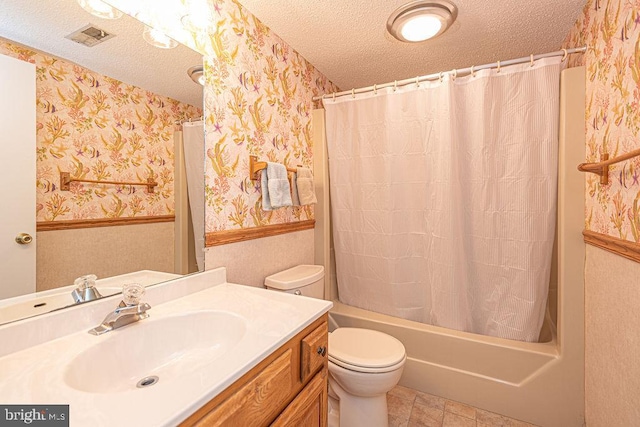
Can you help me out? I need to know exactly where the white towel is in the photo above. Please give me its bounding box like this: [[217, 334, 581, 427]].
[[261, 162, 292, 210], [290, 172, 301, 206], [296, 167, 317, 205]]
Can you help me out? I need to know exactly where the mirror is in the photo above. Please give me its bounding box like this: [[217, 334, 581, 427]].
[[0, 0, 204, 324]]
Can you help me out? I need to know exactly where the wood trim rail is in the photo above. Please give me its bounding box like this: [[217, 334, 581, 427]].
[[205, 220, 315, 247], [583, 229, 640, 263], [37, 215, 175, 231]]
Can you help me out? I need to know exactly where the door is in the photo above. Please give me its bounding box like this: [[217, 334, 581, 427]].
[[0, 53, 36, 299]]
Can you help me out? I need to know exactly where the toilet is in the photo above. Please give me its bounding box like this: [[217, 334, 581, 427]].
[[265, 265, 406, 427]]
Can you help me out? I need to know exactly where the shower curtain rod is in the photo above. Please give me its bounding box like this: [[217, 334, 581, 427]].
[[312, 46, 587, 102]]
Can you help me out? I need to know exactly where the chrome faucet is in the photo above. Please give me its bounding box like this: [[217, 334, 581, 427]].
[[89, 283, 150, 335], [71, 274, 102, 303]]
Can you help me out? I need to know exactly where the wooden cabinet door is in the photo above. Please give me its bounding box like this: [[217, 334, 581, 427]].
[[271, 370, 327, 427], [300, 322, 328, 383], [193, 350, 295, 426]]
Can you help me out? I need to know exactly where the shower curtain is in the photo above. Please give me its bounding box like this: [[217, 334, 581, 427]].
[[182, 121, 205, 271], [323, 57, 562, 342]]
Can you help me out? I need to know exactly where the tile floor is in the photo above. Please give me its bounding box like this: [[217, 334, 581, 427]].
[[387, 385, 539, 427]]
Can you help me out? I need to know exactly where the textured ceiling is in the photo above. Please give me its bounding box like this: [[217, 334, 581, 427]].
[[238, 0, 587, 91], [0, 1, 587, 102], [0, 0, 203, 108]]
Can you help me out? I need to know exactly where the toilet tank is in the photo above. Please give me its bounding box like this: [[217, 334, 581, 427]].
[[264, 265, 324, 299]]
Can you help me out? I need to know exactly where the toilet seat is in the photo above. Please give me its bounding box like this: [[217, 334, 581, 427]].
[[329, 328, 406, 373]]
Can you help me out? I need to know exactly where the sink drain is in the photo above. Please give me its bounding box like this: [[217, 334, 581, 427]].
[[136, 376, 159, 388]]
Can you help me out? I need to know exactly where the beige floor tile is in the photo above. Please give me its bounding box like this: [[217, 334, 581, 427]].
[[388, 394, 415, 422], [442, 412, 476, 427], [409, 401, 445, 427], [391, 385, 539, 427], [390, 414, 410, 427], [445, 400, 476, 420], [415, 391, 446, 411], [408, 420, 443, 427], [476, 409, 512, 427], [390, 385, 419, 402], [508, 421, 538, 427]]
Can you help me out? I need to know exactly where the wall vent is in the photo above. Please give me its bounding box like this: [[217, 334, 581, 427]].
[[65, 24, 115, 47]]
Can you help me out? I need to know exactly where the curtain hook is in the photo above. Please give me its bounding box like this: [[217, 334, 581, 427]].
[[470, 65, 475, 77], [373, 84, 377, 95], [393, 80, 397, 92], [497, 60, 501, 73], [416, 76, 420, 88], [451, 69, 457, 81], [332, 92, 336, 102], [439, 71, 444, 82], [530, 54, 535, 67], [562, 48, 568, 62], [351, 88, 355, 98]]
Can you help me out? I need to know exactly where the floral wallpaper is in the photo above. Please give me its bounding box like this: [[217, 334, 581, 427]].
[[0, 38, 202, 222], [564, 0, 640, 241], [201, 0, 338, 232], [104, 0, 339, 234]]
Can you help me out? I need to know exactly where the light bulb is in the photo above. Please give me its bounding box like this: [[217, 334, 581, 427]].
[[400, 15, 442, 42], [77, 0, 123, 19], [142, 26, 178, 49]]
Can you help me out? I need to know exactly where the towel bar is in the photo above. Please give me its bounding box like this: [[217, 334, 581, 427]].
[[59, 171, 157, 193], [249, 155, 297, 180]]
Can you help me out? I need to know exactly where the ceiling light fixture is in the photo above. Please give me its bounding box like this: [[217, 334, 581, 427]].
[[142, 25, 178, 49], [76, 0, 123, 20], [187, 66, 205, 86], [387, 0, 457, 43]]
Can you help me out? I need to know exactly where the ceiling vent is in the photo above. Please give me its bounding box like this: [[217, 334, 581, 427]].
[[65, 24, 115, 47]]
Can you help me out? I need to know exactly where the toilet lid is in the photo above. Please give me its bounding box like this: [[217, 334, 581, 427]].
[[329, 328, 405, 371]]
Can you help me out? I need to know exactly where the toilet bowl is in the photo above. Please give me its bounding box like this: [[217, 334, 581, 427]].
[[327, 327, 406, 427], [265, 265, 407, 427]]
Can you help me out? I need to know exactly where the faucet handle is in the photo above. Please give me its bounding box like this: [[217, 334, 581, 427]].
[[74, 274, 98, 290], [122, 283, 145, 305], [72, 274, 102, 303]]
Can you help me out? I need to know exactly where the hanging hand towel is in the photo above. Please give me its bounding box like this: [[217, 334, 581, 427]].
[[296, 167, 317, 205], [261, 162, 292, 210], [290, 172, 301, 206]]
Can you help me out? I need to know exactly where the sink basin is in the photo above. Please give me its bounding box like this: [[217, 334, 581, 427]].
[[64, 310, 246, 393]]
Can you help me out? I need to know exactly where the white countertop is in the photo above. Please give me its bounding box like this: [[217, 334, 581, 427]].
[[0, 269, 332, 426]]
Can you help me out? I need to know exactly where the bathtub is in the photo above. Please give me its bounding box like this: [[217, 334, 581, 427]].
[[328, 301, 577, 426], [313, 66, 586, 427]]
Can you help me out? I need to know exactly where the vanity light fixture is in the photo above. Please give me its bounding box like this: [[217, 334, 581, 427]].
[[187, 66, 205, 86], [142, 25, 178, 49], [76, 0, 123, 20], [181, 0, 214, 32], [387, 0, 457, 43]]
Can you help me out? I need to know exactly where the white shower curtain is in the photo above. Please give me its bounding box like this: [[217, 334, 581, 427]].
[[182, 121, 205, 271], [323, 57, 562, 342]]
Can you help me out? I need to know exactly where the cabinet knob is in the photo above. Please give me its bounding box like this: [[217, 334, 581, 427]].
[[15, 233, 33, 245], [317, 346, 327, 357]]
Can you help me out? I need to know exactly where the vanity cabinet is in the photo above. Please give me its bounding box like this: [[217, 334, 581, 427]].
[[181, 313, 329, 427]]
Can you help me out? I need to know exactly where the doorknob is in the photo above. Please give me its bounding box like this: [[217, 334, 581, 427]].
[[15, 233, 33, 245]]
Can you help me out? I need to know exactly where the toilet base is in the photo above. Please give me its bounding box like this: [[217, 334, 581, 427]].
[[328, 378, 389, 427], [328, 394, 340, 427]]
